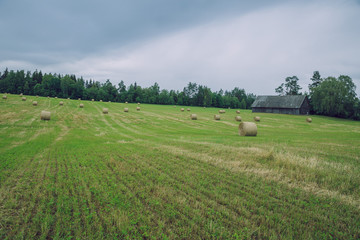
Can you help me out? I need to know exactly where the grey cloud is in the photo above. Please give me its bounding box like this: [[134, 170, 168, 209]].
[[0, 0, 286, 64], [1, 0, 359, 95]]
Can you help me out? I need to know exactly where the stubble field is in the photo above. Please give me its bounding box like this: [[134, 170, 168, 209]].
[[0, 94, 359, 239]]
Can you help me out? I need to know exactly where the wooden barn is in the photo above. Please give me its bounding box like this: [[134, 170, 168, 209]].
[[251, 95, 310, 115]]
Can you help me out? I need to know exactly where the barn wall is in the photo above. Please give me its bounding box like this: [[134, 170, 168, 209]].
[[252, 107, 301, 115], [299, 99, 310, 115]]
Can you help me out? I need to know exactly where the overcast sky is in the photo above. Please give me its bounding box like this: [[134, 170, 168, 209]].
[[1, 0, 360, 95]]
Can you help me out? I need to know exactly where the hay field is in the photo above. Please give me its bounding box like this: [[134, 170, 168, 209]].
[[1, 94, 360, 239]]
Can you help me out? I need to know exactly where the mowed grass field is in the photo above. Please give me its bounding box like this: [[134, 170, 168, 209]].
[[0, 94, 360, 239]]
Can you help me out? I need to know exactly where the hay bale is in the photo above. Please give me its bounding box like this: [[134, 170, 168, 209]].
[[181, 108, 184, 112], [103, 108, 108, 114], [22, 97, 26, 101], [236, 110, 240, 114], [32, 101, 38, 106], [235, 116, 242, 122], [78, 98, 81, 100], [59, 101, 64, 106], [124, 108, 129, 112], [254, 116, 260, 122], [173, 106, 176, 108], [67, 97, 70, 99], [55, 97, 58, 99], [92, 99, 94, 101], [137, 103, 140, 105], [2, 95, 7, 99], [214, 114, 220, 120], [41, 111, 51, 120], [36, 95, 39, 98], [20, 93, 23, 96], [239, 122, 257, 136], [108, 101, 111, 102], [187, 108, 190, 111], [219, 110, 226, 114], [306, 117, 312, 123], [190, 114, 197, 120], [136, 107, 140, 111], [79, 103, 84, 108], [100, 100, 103, 102], [125, 101, 128, 104]]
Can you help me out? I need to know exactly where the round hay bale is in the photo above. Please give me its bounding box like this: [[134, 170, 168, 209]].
[[236, 110, 240, 114], [79, 103, 84, 108], [47, 96, 50, 98], [239, 122, 257, 136], [125, 101, 128, 104], [219, 110, 226, 114], [214, 114, 220, 120], [254, 116, 260, 122], [41, 111, 51, 120], [100, 100, 103, 102], [59, 101, 64, 106], [124, 108, 129, 112], [235, 116, 242, 122], [136, 107, 140, 111], [2, 95, 7, 99], [55, 97, 58, 99], [103, 108, 108, 114], [181, 108, 184, 112], [32, 101, 38, 106], [92, 99, 94, 101], [108, 101, 111, 102], [22, 97, 26, 101], [67, 97, 70, 99], [190, 114, 197, 120], [36, 95, 39, 98], [78, 98, 81, 101], [187, 108, 190, 111], [137, 102, 140, 105], [173, 106, 176, 108], [20, 93, 23, 96], [306, 117, 312, 123]]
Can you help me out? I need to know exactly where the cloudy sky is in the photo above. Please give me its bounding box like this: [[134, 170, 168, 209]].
[[1, 0, 360, 95]]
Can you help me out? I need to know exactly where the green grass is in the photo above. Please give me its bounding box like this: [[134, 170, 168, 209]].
[[0, 94, 359, 239]]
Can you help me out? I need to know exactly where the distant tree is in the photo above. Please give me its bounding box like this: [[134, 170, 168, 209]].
[[183, 82, 198, 105], [239, 99, 246, 109], [246, 93, 256, 109], [308, 71, 322, 91], [275, 83, 285, 96], [275, 76, 302, 95], [117, 80, 127, 102], [311, 75, 357, 118]]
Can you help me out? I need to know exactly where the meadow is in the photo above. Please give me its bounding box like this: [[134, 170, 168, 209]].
[[0, 94, 359, 239]]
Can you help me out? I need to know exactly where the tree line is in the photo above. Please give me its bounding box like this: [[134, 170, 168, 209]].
[[0, 68, 256, 109], [275, 71, 360, 120]]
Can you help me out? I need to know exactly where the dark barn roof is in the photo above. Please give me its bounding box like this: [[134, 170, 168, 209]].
[[251, 95, 307, 109]]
